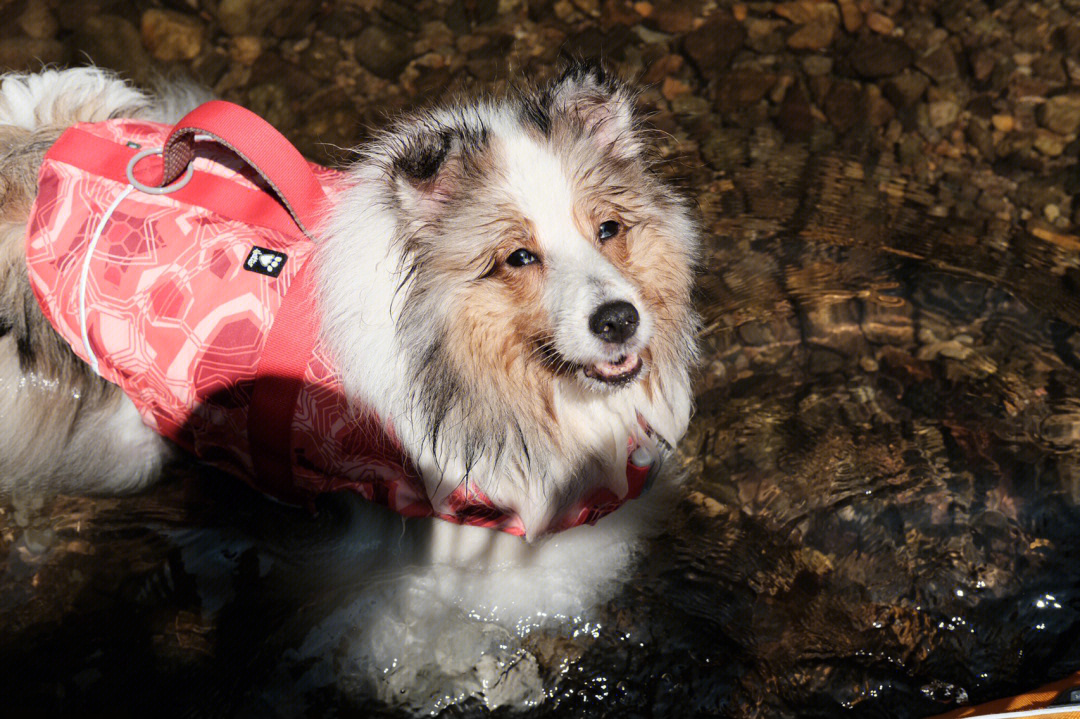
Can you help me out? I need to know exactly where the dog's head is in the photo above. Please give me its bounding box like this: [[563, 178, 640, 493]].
[[322, 63, 699, 535]]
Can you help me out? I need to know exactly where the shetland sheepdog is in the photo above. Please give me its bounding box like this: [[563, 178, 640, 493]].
[[0, 64, 699, 709]]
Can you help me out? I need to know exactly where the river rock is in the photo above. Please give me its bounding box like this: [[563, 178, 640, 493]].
[[683, 15, 745, 81], [775, 2, 839, 52], [354, 25, 415, 79], [141, 9, 205, 62], [715, 69, 778, 112], [17, 0, 59, 39], [216, 0, 291, 36], [838, 0, 862, 32], [71, 15, 151, 84], [847, 36, 913, 78], [824, 80, 864, 132], [916, 44, 960, 83], [1037, 95, 1080, 135], [928, 99, 960, 128], [0, 37, 65, 72], [883, 70, 929, 108]]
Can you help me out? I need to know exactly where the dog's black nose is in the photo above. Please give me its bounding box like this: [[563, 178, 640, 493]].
[[589, 301, 639, 344]]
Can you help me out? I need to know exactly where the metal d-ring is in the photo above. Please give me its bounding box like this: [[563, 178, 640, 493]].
[[125, 147, 194, 194]]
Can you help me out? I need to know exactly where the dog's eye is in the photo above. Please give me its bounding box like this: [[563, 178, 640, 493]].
[[598, 220, 620, 241], [506, 248, 539, 267]]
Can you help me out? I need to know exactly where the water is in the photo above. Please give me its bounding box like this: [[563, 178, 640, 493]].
[[4, 146, 1080, 718], [6, 174, 1080, 716]]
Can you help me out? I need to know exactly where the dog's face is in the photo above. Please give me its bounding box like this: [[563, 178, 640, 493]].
[[323, 64, 698, 533]]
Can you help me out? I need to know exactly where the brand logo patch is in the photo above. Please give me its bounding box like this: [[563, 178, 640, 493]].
[[244, 247, 287, 277]]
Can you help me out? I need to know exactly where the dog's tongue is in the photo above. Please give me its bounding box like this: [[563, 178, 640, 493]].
[[593, 353, 639, 379]]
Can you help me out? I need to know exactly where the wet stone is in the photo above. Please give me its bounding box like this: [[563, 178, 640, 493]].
[[778, 83, 815, 139], [245, 83, 296, 130], [248, 52, 319, 95], [0, 37, 66, 71], [802, 55, 833, 77], [824, 80, 864, 133], [865, 85, 895, 127], [354, 25, 414, 80], [700, 126, 750, 169], [316, 5, 367, 38], [799, 299, 865, 356], [17, 0, 59, 40], [715, 70, 777, 113], [808, 347, 845, 374], [773, 1, 827, 25], [644, 0, 697, 33], [71, 15, 150, 84], [915, 44, 960, 84], [786, 7, 840, 52], [865, 11, 895, 35], [51, 0, 102, 31], [671, 93, 711, 116], [299, 34, 343, 81], [1041, 413, 1080, 447], [1032, 53, 1069, 88], [1037, 95, 1080, 136], [966, 117, 995, 160], [838, 0, 862, 33], [847, 36, 914, 79], [969, 47, 997, 82], [217, 0, 291, 36], [682, 15, 744, 82], [22, 528, 55, 555], [745, 18, 787, 54], [141, 9, 205, 63], [230, 36, 262, 66], [268, 0, 323, 37], [883, 70, 930, 108], [1053, 24, 1080, 56], [1033, 129, 1067, 157], [565, 24, 633, 62], [928, 99, 960, 129]]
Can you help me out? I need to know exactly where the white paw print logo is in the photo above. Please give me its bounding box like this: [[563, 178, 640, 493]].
[[258, 252, 282, 272], [245, 247, 287, 276]]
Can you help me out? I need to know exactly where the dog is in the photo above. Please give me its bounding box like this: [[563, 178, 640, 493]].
[[0, 64, 699, 708]]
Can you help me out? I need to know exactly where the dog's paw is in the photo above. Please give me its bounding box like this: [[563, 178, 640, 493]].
[[473, 647, 544, 708]]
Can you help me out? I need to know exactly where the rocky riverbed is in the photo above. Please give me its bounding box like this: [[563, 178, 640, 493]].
[[3, 1, 1080, 717]]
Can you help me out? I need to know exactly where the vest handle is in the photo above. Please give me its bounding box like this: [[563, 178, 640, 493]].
[[160, 100, 328, 240]]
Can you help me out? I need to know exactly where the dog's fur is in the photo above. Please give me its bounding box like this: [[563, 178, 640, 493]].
[[0, 65, 698, 537], [0, 65, 698, 707]]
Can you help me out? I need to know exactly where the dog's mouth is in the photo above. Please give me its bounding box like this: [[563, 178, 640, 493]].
[[582, 353, 643, 385], [535, 341, 646, 389]]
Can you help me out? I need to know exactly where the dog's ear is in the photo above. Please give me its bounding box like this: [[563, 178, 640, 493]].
[[545, 61, 643, 159], [387, 123, 489, 216], [389, 128, 460, 214]]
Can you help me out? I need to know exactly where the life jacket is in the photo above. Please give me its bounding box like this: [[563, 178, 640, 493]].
[[24, 101, 650, 536]]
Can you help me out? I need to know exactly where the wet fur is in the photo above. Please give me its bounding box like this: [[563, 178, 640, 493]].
[[0, 66, 699, 538], [319, 64, 699, 534], [0, 71, 183, 495]]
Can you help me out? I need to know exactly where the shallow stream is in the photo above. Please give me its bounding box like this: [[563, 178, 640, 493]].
[[4, 1, 1080, 717]]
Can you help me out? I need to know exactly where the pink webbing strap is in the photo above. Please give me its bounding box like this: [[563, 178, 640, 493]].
[[247, 259, 320, 504], [160, 100, 328, 240], [154, 100, 327, 501]]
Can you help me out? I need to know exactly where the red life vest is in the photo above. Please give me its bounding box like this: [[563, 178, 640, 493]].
[[24, 102, 649, 536]]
